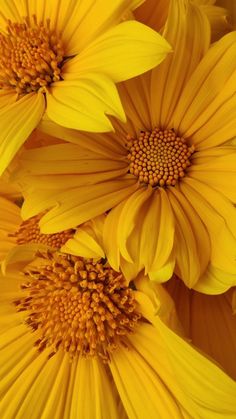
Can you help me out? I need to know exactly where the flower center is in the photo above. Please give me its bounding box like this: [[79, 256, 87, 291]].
[[0, 17, 64, 94], [14, 252, 141, 361], [14, 214, 73, 248], [127, 128, 195, 187]]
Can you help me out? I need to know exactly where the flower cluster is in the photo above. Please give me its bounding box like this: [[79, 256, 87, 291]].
[[0, 1, 236, 418]]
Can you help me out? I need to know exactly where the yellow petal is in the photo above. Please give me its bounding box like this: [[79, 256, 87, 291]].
[[70, 356, 120, 419], [195, 264, 236, 294], [0, 197, 21, 261], [0, 93, 45, 175], [134, 0, 168, 32], [110, 325, 187, 419], [181, 177, 236, 276], [46, 74, 126, 132], [62, 229, 105, 259], [59, 0, 145, 54], [21, 177, 139, 233], [190, 148, 236, 202], [151, 0, 210, 128], [167, 279, 236, 380], [173, 32, 236, 147], [64, 21, 171, 84], [133, 319, 236, 418], [169, 186, 211, 286]]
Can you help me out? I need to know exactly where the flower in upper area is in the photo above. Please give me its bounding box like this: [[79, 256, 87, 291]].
[[1, 212, 236, 418], [135, 0, 231, 40], [0, 0, 171, 175], [15, 0, 236, 294]]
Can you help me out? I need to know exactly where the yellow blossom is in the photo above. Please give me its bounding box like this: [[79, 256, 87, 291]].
[[15, 0, 236, 294], [0, 0, 171, 174]]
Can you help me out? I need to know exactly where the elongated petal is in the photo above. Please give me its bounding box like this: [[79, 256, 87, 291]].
[[168, 186, 211, 287], [46, 74, 126, 132], [63, 21, 171, 83], [173, 32, 236, 147], [138, 318, 236, 418], [166, 279, 236, 379], [181, 178, 236, 278], [110, 325, 188, 418], [21, 177, 139, 233], [190, 149, 236, 202], [195, 264, 236, 294], [151, 0, 210, 127], [0, 93, 45, 175], [0, 197, 21, 261], [70, 357, 121, 419], [59, 0, 144, 54]]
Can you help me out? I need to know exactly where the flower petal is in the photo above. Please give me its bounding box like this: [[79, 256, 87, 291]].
[[63, 21, 171, 83], [21, 177, 138, 233], [173, 32, 236, 148], [195, 264, 236, 294], [70, 357, 121, 419], [168, 186, 211, 286], [110, 325, 187, 418], [0, 93, 45, 175], [181, 177, 236, 278], [142, 318, 236, 418], [166, 279, 236, 380], [46, 74, 126, 132], [59, 0, 144, 54], [151, 0, 210, 128]]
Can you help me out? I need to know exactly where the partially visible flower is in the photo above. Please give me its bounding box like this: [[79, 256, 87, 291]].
[[164, 276, 236, 380], [0, 0, 171, 175], [1, 217, 236, 418], [15, 0, 236, 294], [135, 0, 230, 40], [0, 196, 75, 264]]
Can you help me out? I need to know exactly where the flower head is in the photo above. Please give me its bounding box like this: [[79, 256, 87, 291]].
[[1, 211, 236, 418], [16, 0, 236, 294], [0, 0, 171, 174]]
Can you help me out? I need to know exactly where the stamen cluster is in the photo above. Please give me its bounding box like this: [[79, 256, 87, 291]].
[[127, 128, 195, 187], [0, 17, 64, 94], [14, 252, 141, 361], [15, 214, 73, 248]]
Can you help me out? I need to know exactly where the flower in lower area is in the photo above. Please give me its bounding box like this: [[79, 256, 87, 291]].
[[16, 0, 236, 294], [1, 215, 236, 418], [0, 0, 171, 175]]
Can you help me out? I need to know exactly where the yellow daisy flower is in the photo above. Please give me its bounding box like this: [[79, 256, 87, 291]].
[[135, 0, 230, 40], [1, 215, 236, 418], [0, 0, 171, 175], [16, 0, 236, 294]]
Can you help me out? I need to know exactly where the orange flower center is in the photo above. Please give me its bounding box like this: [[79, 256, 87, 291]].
[[127, 128, 195, 187], [14, 214, 73, 248], [14, 252, 141, 361], [0, 17, 64, 94]]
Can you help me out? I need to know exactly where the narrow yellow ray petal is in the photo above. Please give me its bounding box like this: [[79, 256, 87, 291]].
[[0, 93, 45, 175], [151, 0, 210, 128]]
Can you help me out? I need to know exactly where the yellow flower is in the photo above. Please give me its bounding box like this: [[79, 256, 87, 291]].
[[0, 0, 171, 175], [16, 0, 236, 294], [1, 215, 236, 418], [135, 0, 230, 40], [164, 276, 236, 380]]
